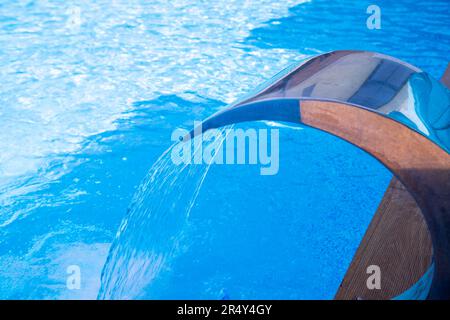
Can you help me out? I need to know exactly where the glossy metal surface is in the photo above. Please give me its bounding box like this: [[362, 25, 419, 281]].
[[233, 50, 450, 152]]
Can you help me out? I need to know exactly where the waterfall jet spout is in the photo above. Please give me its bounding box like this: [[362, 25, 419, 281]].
[[183, 98, 301, 141], [183, 50, 450, 300], [187, 51, 448, 152]]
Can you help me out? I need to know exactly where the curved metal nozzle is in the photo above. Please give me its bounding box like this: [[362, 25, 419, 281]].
[[183, 98, 301, 141]]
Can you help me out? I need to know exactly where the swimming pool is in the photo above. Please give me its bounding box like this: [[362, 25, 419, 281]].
[[0, 0, 449, 299]]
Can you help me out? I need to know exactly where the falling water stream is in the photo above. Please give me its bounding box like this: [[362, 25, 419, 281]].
[[98, 128, 229, 299]]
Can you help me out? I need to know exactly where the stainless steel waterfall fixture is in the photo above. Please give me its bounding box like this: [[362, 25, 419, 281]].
[[184, 51, 450, 299]]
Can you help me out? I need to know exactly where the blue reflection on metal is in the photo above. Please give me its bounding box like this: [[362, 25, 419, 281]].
[[393, 264, 435, 300]]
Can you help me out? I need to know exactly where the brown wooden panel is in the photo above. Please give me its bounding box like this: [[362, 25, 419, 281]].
[[334, 177, 432, 299], [336, 62, 447, 299], [300, 100, 450, 299]]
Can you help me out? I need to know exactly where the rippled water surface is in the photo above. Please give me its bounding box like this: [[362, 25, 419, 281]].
[[0, 0, 448, 299]]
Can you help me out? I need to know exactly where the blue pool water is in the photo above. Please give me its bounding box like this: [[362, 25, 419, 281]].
[[0, 0, 449, 299]]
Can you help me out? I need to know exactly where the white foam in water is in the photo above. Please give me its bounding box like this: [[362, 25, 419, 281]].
[[98, 128, 228, 299], [0, 0, 308, 226]]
